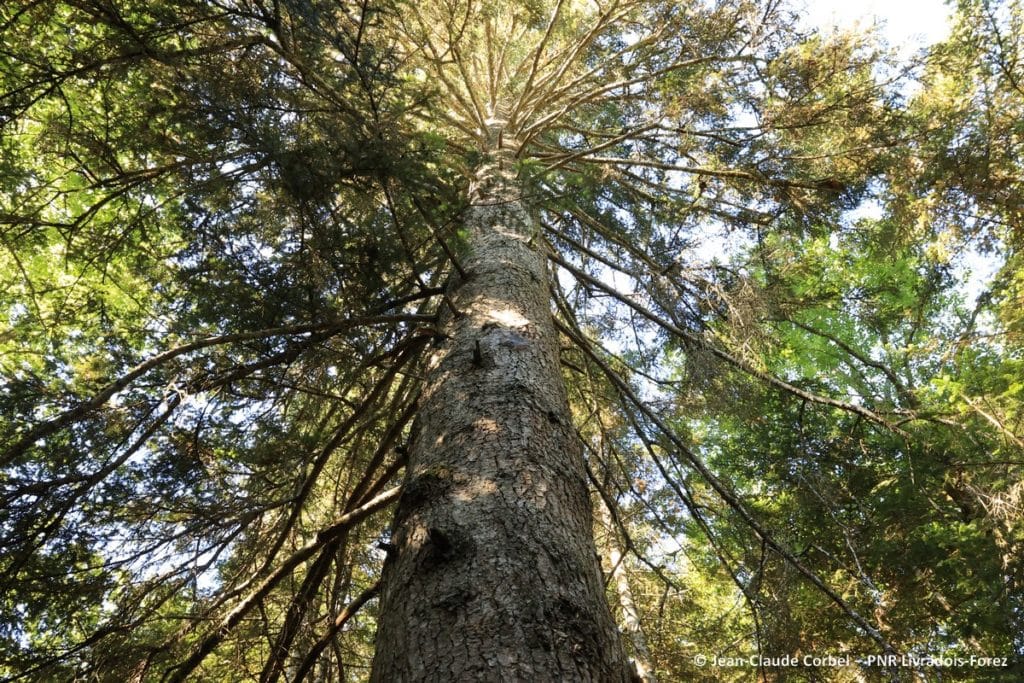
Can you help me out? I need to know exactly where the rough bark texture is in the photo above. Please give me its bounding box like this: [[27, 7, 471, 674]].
[[370, 143, 631, 681]]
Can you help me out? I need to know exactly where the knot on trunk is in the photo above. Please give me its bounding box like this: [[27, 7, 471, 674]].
[[395, 467, 455, 525], [419, 525, 474, 572]]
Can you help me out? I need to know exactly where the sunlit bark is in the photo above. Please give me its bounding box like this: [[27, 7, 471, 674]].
[[371, 127, 631, 681]]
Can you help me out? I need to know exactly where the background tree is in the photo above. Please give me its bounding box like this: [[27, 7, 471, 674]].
[[1, 0, 1021, 680]]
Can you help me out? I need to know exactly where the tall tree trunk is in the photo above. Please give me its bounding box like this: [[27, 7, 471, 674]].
[[370, 134, 631, 681]]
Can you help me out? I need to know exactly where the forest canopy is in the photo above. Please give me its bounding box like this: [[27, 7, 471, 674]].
[[1, 0, 1022, 680]]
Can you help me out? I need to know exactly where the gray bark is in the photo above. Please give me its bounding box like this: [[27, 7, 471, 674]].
[[370, 142, 631, 681]]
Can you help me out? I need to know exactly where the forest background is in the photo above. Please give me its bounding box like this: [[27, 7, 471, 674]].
[[1, 0, 1022, 680]]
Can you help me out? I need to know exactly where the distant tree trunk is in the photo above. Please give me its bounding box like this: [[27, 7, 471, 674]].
[[599, 503, 658, 683], [370, 129, 631, 681]]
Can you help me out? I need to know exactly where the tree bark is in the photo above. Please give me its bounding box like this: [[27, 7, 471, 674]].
[[370, 140, 631, 681]]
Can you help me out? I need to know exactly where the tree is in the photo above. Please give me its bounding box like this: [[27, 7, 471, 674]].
[[2, 0, 1021, 680]]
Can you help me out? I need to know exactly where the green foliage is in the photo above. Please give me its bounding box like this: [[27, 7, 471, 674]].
[[2, 0, 1022, 680]]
